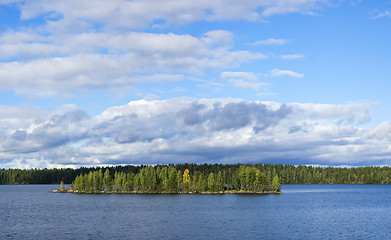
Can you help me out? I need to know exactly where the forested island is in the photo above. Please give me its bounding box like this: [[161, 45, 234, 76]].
[[67, 166, 281, 194], [2, 163, 391, 192]]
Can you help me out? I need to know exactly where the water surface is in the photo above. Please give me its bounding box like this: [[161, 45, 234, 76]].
[[1, 184, 391, 239]]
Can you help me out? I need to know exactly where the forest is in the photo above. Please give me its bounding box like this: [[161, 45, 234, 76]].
[[1, 163, 391, 189]]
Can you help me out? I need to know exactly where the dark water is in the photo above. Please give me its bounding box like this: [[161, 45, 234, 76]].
[[1, 184, 391, 239]]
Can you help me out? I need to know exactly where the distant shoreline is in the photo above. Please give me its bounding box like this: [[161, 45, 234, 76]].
[[2, 163, 390, 186]]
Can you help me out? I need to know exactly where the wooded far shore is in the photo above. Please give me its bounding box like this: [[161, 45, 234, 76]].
[[2, 163, 391, 187]]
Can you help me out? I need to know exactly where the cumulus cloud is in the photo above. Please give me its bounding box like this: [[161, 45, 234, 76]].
[[0, 99, 389, 168], [270, 68, 304, 78]]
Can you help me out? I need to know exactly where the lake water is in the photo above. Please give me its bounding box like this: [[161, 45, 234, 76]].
[[1, 184, 391, 239]]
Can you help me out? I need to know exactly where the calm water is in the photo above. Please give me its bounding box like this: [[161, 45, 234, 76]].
[[1, 184, 391, 239]]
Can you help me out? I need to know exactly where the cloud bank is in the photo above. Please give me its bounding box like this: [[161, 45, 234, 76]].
[[0, 30, 264, 97], [0, 0, 334, 97], [13, 0, 337, 29], [1, 98, 389, 169]]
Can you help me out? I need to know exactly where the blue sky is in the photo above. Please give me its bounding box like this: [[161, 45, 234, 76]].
[[0, 0, 391, 169]]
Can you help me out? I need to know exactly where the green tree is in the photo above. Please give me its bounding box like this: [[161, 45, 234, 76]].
[[272, 175, 281, 191], [195, 172, 206, 193], [176, 170, 182, 192], [160, 167, 169, 192], [87, 171, 94, 192], [125, 173, 134, 191], [168, 167, 178, 193], [208, 173, 215, 192], [216, 171, 224, 192], [103, 169, 112, 191], [134, 173, 141, 192], [114, 171, 126, 192], [238, 166, 247, 190], [256, 170, 268, 191], [94, 169, 103, 191], [245, 167, 256, 191], [73, 174, 84, 192]]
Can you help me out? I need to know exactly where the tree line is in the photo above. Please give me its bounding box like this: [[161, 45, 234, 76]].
[[1, 163, 391, 186]]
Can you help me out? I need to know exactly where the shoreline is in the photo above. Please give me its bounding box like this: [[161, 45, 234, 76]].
[[52, 189, 281, 194]]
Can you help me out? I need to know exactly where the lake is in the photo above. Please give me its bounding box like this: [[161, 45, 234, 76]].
[[1, 184, 391, 239]]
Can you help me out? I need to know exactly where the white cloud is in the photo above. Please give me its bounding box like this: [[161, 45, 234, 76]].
[[221, 72, 258, 81], [0, 31, 264, 97], [252, 38, 288, 46], [10, 0, 337, 31], [287, 102, 371, 124], [221, 72, 265, 90], [1, 99, 389, 168], [281, 54, 305, 60], [143, 94, 161, 100], [0, 31, 235, 60], [0, 1, 335, 96], [0, 1, 330, 97], [371, 10, 391, 20], [270, 68, 304, 78], [366, 122, 391, 140], [259, 0, 334, 17]]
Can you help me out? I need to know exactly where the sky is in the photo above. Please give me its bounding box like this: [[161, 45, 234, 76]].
[[1, 0, 391, 169]]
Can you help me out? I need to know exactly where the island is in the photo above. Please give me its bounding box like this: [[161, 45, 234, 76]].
[[57, 165, 281, 194]]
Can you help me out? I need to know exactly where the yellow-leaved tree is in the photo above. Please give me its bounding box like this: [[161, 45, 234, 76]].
[[60, 180, 67, 192], [183, 169, 191, 192]]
